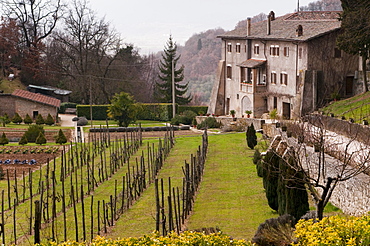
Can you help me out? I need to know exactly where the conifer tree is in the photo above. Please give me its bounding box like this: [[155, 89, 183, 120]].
[[45, 113, 54, 125], [19, 134, 28, 145], [11, 113, 22, 124], [23, 114, 33, 124], [262, 150, 279, 211], [0, 132, 9, 146], [156, 35, 191, 105], [35, 114, 44, 125], [55, 129, 67, 144], [246, 123, 258, 149], [35, 132, 47, 145]]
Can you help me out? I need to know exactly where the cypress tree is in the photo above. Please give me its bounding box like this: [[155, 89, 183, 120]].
[[24, 125, 44, 143], [262, 150, 279, 211], [55, 129, 67, 144], [247, 123, 258, 149], [155, 35, 191, 105], [19, 134, 28, 145], [12, 113, 22, 124], [0, 132, 9, 146], [35, 114, 45, 125], [45, 113, 54, 125]]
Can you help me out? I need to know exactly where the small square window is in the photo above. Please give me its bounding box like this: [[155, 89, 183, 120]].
[[271, 72, 277, 84], [270, 45, 279, 56], [284, 47, 289, 57], [280, 73, 288, 85], [227, 43, 232, 53], [236, 43, 241, 53], [254, 45, 260, 55], [227, 65, 232, 79]]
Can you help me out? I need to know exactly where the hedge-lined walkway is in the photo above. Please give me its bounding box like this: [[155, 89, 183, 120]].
[[186, 133, 276, 239]]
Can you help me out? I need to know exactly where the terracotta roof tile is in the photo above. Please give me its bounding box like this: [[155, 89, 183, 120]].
[[12, 89, 61, 108], [219, 11, 342, 42]]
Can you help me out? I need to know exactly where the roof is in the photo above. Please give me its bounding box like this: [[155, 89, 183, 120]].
[[219, 11, 342, 42], [238, 59, 266, 68], [12, 89, 61, 108], [28, 84, 72, 96]]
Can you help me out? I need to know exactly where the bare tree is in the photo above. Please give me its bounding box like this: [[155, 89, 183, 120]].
[[269, 115, 370, 220]]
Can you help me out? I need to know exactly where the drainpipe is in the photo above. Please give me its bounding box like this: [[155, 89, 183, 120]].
[[224, 39, 227, 115]]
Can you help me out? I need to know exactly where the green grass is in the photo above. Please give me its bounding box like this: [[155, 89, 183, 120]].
[[186, 133, 275, 239]]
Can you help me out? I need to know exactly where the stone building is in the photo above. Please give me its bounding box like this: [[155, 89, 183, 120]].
[[0, 89, 61, 120], [208, 11, 359, 119]]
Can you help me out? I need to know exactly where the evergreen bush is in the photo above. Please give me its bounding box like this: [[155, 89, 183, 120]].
[[45, 113, 54, 125], [55, 129, 67, 144], [0, 132, 9, 146], [24, 125, 44, 143], [197, 117, 221, 129], [35, 132, 47, 145], [35, 114, 45, 125], [12, 113, 22, 124], [246, 123, 257, 149], [170, 110, 197, 125], [23, 114, 33, 124], [18, 134, 28, 145]]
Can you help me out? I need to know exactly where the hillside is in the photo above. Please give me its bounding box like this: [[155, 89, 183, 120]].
[[0, 77, 26, 93]]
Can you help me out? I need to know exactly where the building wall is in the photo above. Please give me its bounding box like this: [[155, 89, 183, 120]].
[[0, 94, 16, 117], [14, 99, 58, 120]]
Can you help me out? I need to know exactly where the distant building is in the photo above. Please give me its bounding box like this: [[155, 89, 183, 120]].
[[0, 89, 60, 120], [208, 11, 358, 119], [27, 84, 72, 103]]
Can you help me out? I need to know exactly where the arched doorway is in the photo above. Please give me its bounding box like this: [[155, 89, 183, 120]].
[[241, 96, 252, 115]]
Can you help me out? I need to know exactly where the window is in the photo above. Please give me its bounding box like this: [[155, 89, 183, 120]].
[[254, 44, 260, 55], [298, 48, 302, 59], [280, 72, 288, 85], [227, 65, 232, 79], [236, 43, 241, 53], [334, 48, 341, 58], [270, 45, 279, 56], [240, 67, 245, 82], [227, 43, 232, 52], [284, 47, 289, 57], [271, 72, 277, 84]]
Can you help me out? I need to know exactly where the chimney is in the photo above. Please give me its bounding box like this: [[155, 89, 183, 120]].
[[269, 11, 275, 21], [247, 18, 251, 36], [296, 25, 303, 37], [267, 15, 271, 35]]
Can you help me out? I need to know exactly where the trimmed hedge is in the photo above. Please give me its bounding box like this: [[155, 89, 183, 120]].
[[137, 103, 174, 121], [59, 102, 78, 114], [77, 105, 110, 120], [178, 105, 208, 115]]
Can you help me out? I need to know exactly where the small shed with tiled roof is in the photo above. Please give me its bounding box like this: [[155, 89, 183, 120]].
[[0, 89, 60, 121]]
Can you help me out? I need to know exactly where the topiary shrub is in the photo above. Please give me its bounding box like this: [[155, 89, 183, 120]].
[[3, 113, 10, 124], [0, 132, 9, 146], [77, 116, 88, 126], [55, 129, 67, 144], [18, 134, 28, 145], [23, 114, 33, 124], [246, 123, 257, 149], [12, 113, 22, 124], [24, 125, 45, 143], [197, 117, 221, 129], [252, 214, 296, 246], [35, 132, 47, 145], [35, 114, 45, 125], [45, 113, 54, 125]]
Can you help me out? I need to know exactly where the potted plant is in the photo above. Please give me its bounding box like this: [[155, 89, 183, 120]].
[[245, 110, 252, 118], [269, 108, 278, 123], [230, 110, 236, 118]]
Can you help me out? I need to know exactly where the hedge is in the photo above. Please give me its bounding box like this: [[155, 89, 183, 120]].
[[178, 105, 208, 115], [137, 103, 174, 121], [77, 105, 110, 120], [59, 102, 77, 114]]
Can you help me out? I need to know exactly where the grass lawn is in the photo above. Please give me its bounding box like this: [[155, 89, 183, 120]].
[[186, 133, 276, 240]]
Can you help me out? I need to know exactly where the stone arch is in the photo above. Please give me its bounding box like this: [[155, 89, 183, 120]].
[[241, 96, 253, 114]]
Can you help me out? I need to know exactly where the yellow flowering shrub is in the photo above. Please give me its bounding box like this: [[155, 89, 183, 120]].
[[294, 215, 370, 246], [37, 231, 254, 246]]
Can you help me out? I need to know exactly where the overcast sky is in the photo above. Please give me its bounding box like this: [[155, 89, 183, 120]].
[[88, 0, 313, 55]]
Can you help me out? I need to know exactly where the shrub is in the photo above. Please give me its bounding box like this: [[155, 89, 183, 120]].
[[18, 134, 28, 145], [35, 132, 47, 145], [77, 116, 88, 126], [294, 215, 370, 246], [246, 123, 257, 149], [35, 114, 45, 125], [197, 117, 221, 129], [253, 149, 261, 164], [12, 113, 22, 124], [59, 102, 77, 114], [77, 105, 110, 120], [171, 110, 197, 125], [0, 132, 9, 146], [252, 214, 296, 246], [3, 113, 10, 124], [45, 113, 55, 125], [23, 114, 33, 124], [55, 129, 67, 144], [24, 125, 45, 143]]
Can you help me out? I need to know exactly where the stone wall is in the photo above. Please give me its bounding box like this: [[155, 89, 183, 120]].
[[0, 94, 15, 117], [15, 98, 58, 120], [196, 116, 265, 130]]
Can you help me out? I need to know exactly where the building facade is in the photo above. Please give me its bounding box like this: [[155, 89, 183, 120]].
[[208, 11, 358, 119]]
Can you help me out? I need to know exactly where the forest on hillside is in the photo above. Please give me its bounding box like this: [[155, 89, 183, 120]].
[[0, 0, 342, 106]]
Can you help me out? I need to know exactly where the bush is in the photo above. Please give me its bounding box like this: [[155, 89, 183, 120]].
[[18, 134, 28, 145], [178, 105, 208, 115], [137, 103, 173, 121], [246, 123, 257, 149], [23, 114, 33, 124], [24, 125, 45, 143], [252, 214, 296, 246], [35, 132, 47, 145], [45, 113, 55, 125], [35, 114, 45, 125], [0, 132, 9, 146], [197, 117, 221, 129], [253, 149, 261, 164], [55, 129, 67, 144], [77, 116, 88, 126], [59, 102, 77, 114], [12, 113, 22, 124], [3, 113, 10, 124], [77, 105, 110, 120], [171, 110, 197, 125]]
